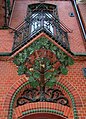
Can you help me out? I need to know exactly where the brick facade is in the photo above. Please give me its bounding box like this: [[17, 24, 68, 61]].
[[0, 55, 86, 119], [0, 0, 86, 119]]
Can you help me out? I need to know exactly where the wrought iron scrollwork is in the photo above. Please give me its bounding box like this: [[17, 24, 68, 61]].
[[45, 88, 68, 105], [12, 3, 71, 51], [17, 88, 40, 106], [16, 56, 70, 107], [17, 87, 69, 107]]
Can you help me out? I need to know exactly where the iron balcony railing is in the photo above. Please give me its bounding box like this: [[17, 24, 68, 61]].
[[12, 12, 71, 51]]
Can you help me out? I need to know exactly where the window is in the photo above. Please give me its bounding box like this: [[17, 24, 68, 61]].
[[26, 3, 58, 36], [13, 3, 69, 51], [30, 12, 54, 35]]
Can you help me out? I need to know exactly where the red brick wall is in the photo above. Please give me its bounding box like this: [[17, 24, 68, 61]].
[[9, 0, 86, 53], [0, 0, 86, 119], [0, 55, 85, 119]]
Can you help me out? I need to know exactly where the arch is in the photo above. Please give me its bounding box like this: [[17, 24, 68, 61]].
[[3, 77, 82, 119], [20, 112, 66, 119], [14, 102, 71, 118]]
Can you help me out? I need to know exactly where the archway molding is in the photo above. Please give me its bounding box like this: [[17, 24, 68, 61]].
[[3, 77, 81, 119], [14, 102, 71, 119]]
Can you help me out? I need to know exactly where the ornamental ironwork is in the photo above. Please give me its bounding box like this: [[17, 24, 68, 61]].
[[12, 3, 72, 52], [17, 87, 69, 107]]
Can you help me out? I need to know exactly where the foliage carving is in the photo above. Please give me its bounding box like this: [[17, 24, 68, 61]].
[[13, 37, 74, 88], [14, 37, 74, 106]]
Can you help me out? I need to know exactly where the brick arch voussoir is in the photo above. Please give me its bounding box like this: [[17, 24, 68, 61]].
[[3, 76, 28, 113], [58, 78, 83, 107], [4, 76, 82, 119], [14, 102, 71, 119]]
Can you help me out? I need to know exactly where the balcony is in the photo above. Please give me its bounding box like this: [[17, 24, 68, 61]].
[[12, 11, 70, 52]]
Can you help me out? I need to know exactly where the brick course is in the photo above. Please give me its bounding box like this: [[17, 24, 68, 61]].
[[0, 0, 86, 119], [0, 58, 85, 118]]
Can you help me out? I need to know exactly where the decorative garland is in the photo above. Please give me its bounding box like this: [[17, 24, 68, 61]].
[[12, 36, 75, 108], [13, 37, 74, 88]]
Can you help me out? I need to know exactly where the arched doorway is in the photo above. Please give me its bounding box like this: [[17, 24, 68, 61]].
[[20, 113, 66, 119]]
